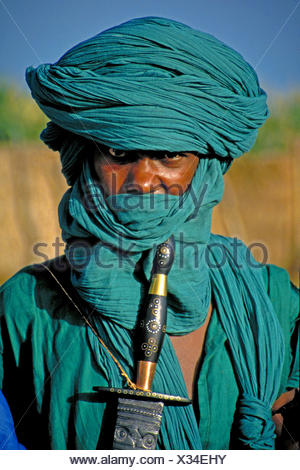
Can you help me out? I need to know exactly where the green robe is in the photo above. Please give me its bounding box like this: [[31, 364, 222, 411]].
[[0, 256, 298, 449]]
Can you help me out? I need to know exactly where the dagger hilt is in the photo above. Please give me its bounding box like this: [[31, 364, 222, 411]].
[[135, 236, 175, 391]]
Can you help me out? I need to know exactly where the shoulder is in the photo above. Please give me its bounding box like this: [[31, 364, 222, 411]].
[[261, 264, 299, 330], [0, 264, 40, 327], [0, 256, 77, 325], [209, 234, 299, 325], [1, 256, 68, 298]]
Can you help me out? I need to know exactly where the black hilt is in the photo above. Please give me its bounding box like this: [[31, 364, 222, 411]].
[[151, 237, 175, 276], [135, 236, 175, 390]]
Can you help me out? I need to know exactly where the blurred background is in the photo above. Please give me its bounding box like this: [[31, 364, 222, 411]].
[[0, 0, 299, 284]]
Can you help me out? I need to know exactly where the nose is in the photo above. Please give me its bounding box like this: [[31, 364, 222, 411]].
[[125, 156, 164, 193]]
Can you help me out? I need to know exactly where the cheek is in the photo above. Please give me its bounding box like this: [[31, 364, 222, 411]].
[[94, 161, 128, 194], [184, 159, 200, 185], [165, 160, 198, 194]]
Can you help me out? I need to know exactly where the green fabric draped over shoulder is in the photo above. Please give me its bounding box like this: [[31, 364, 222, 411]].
[[56, 156, 285, 448], [25, 17, 269, 185]]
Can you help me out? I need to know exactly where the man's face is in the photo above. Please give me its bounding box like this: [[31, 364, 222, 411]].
[[93, 147, 199, 196]]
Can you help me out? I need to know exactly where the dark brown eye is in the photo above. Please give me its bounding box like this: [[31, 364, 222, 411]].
[[163, 152, 185, 160], [108, 148, 127, 158]]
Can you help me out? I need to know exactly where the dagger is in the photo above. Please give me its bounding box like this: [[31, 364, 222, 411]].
[[94, 235, 190, 450]]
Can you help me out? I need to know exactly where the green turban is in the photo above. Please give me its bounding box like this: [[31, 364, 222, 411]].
[[26, 17, 269, 184]]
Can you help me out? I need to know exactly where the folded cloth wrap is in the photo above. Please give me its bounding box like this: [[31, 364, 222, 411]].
[[26, 16, 269, 185]]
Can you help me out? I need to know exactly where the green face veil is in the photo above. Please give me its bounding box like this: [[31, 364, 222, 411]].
[[25, 17, 284, 450], [26, 16, 268, 185]]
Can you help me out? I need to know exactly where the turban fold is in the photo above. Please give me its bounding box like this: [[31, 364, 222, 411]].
[[26, 17, 269, 184]]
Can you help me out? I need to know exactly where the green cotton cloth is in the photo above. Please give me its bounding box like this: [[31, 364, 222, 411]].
[[0, 253, 298, 450], [59, 158, 224, 334], [25, 17, 269, 185], [57, 156, 219, 449], [17, 15, 287, 449], [57, 151, 284, 448]]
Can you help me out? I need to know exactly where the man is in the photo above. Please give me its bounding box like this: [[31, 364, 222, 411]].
[[0, 17, 298, 450]]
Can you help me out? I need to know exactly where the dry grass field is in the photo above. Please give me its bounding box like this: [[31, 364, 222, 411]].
[[0, 142, 299, 285]]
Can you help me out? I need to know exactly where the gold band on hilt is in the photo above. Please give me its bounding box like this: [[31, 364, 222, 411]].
[[148, 274, 167, 296], [135, 361, 156, 391]]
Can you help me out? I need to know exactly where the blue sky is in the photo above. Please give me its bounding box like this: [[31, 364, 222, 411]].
[[0, 0, 299, 94]]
